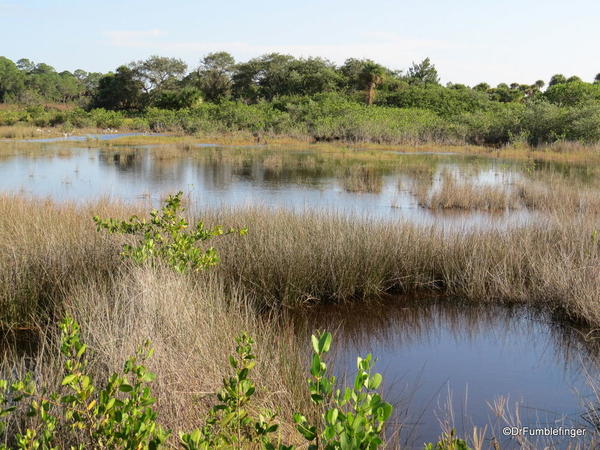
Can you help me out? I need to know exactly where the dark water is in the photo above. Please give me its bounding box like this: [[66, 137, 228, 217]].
[[1, 141, 599, 447], [292, 299, 600, 448]]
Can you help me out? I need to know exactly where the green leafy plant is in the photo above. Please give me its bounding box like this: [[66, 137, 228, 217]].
[[424, 429, 471, 450], [1, 326, 392, 449], [0, 317, 169, 449], [293, 332, 393, 450], [180, 333, 284, 449], [93, 191, 247, 273]]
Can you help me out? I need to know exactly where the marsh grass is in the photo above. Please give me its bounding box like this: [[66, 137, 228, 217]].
[[515, 180, 600, 215], [0, 266, 312, 446], [1, 195, 598, 326], [342, 166, 384, 193], [421, 171, 518, 211], [0, 195, 599, 447]]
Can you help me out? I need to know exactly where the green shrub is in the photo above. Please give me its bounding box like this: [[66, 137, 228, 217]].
[[180, 333, 283, 449], [93, 191, 247, 273], [1, 325, 394, 449], [293, 332, 393, 449], [0, 110, 23, 126], [544, 81, 600, 106], [0, 317, 170, 449], [379, 84, 492, 117], [90, 108, 125, 129], [424, 429, 471, 450], [64, 108, 94, 128]]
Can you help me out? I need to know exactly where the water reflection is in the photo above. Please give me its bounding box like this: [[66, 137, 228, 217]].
[[289, 298, 600, 447], [1, 143, 583, 230]]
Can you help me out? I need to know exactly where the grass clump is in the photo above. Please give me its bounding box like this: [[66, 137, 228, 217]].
[[421, 171, 517, 211]]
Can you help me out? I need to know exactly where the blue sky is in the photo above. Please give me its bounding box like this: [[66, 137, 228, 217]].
[[2, 0, 600, 85]]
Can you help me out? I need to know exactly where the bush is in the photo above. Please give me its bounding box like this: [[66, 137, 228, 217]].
[[93, 191, 247, 273], [379, 85, 492, 117], [90, 108, 125, 129], [1, 323, 393, 449]]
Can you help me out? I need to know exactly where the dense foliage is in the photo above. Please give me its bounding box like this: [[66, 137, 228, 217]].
[[1, 53, 600, 146], [0, 321, 397, 449]]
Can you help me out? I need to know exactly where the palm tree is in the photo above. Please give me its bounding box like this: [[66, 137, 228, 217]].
[[359, 62, 385, 106]]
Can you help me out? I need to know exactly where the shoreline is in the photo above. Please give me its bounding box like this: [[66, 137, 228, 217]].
[[2, 125, 600, 164]]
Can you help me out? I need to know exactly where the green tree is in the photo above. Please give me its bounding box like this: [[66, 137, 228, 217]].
[[286, 57, 341, 96], [473, 82, 490, 92], [56, 71, 84, 102], [74, 69, 103, 97], [196, 51, 236, 102], [544, 81, 600, 106], [339, 58, 371, 90], [406, 57, 440, 85], [0, 57, 24, 102], [92, 66, 144, 111], [549, 74, 567, 86], [16, 58, 35, 73], [488, 83, 523, 103], [130, 55, 188, 94], [359, 62, 385, 106], [232, 53, 296, 101]]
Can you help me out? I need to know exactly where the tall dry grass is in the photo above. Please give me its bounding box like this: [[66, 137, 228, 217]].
[[1, 265, 312, 445], [1, 195, 597, 327], [417, 171, 518, 211], [0, 195, 599, 446]]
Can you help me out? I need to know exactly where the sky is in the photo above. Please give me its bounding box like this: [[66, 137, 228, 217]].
[[1, 0, 600, 86]]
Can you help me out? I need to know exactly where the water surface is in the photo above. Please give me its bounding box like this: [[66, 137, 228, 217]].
[[0, 142, 575, 229], [292, 299, 599, 448]]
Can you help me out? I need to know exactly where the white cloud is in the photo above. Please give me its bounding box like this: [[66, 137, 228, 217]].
[[104, 29, 167, 47], [102, 29, 461, 72]]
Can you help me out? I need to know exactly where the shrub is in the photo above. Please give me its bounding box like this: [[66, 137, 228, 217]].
[[90, 108, 125, 129], [1, 324, 393, 449], [379, 84, 492, 117], [293, 332, 393, 449], [0, 317, 170, 449], [93, 191, 247, 273]]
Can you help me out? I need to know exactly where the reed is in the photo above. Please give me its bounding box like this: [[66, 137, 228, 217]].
[[1, 195, 598, 327]]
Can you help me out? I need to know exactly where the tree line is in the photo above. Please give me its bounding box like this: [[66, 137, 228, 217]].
[[2, 53, 600, 112]]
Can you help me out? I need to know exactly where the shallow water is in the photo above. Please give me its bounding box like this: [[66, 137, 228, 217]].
[[0, 142, 569, 229], [10, 132, 157, 143], [1, 140, 598, 446], [292, 299, 599, 447]]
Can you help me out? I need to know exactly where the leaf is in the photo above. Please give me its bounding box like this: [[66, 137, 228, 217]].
[[325, 407, 339, 425], [61, 374, 77, 386], [318, 332, 332, 353], [140, 372, 157, 383], [310, 353, 322, 377], [368, 373, 383, 390], [311, 334, 319, 354]]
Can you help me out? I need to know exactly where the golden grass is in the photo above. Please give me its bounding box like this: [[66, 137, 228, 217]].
[[1, 196, 598, 325], [342, 166, 384, 193], [0, 195, 599, 446], [419, 171, 518, 211], [515, 180, 600, 215], [1, 267, 311, 445]]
